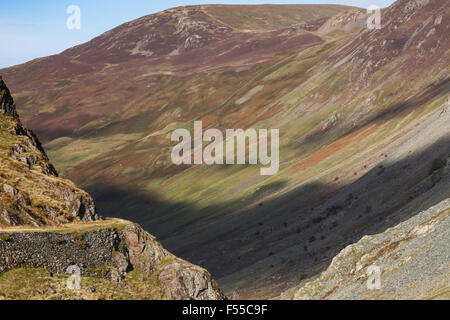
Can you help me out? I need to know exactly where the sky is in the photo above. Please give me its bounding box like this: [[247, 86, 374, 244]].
[[0, 0, 395, 69]]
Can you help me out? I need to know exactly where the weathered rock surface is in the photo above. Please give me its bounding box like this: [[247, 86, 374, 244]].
[[159, 261, 224, 300], [0, 79, 98, 227], [288, 198, 449, 300], [0, 76, 18, 118], [1, 77, 57, 177]]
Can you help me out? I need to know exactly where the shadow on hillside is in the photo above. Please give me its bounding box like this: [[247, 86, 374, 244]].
[[87, 135, 449, 297]]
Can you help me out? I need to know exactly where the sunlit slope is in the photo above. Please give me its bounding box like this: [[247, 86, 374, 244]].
[[202, 4, 356, 31], [2, 5, 352, 143]]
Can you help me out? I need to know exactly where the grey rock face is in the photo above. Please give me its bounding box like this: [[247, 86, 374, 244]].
[[68, 195, 99, 222], [9, 128, 59, 177], [1, 78, 58, 177], [291, 198, 450, 300], [1, 207, 21, 226], [120, 223, 170, 275], [159, 261, 225, 300], [1, 208, 12, 225], [0, 181, 99, 227], [0, 78, 17, 117]]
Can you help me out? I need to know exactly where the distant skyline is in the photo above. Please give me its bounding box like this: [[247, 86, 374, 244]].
[[0, 0, 395, 69]]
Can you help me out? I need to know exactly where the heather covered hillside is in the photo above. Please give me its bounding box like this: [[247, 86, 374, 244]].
[[1, 0, 449, 299]]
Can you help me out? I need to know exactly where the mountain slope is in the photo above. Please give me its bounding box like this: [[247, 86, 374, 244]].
[[286, 197, 449, 300], [1, 1, 449, 299], [0, 79, 224, 300], [202, 4, 354, 31], [1, 4, 351, 143]]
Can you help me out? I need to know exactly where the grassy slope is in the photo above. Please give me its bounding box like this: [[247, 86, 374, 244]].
[[0, 217, 130, 234], [0, 267, 164, 300], [202, 4, 355, 30]]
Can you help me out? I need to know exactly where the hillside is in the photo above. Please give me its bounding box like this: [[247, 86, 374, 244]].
[[202, 4, 354, 31], [1, 4, 351, 143], [283, 196, 450, 300], [0, 78, 224, 300], [1, 0, 449, 299]]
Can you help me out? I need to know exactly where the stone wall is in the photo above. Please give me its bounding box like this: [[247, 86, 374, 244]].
[[0, 223, 225, 300]]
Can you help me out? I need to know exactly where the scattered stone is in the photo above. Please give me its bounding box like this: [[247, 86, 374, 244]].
[[2, 184, 17, 197], [47, 287, 56, 294]]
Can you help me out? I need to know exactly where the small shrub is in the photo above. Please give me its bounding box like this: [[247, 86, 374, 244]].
[[431, 169, 444, 185], [0, 234, 10, 242], [75, 238, 87, 249], [54, 238, 66, 245], [74, 234, 87, 249], [429, 157, 446, 175], [312, 216, 323, 224]]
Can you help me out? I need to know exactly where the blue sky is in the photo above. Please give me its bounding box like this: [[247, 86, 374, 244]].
[[0, 0, 395, 68]]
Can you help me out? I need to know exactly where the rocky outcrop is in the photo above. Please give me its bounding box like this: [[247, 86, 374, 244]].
[[9, 137, 58, 177], [317, 9, 366, 34], [289, 198, 450, 300], [119, 223, 169, 273], [0, 171, 99, 228], [1, 77, 57, 177], [0, 79, 98, 227], [0, 76, 17, 117], [0, 222, 225, 300], [158, 261, 224, 300]]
